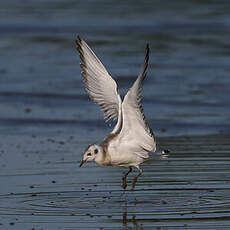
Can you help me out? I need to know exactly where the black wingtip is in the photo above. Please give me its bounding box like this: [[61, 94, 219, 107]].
[[145, 43, 149, 62], [77, 35, 81, 41], [144, 43, 150, 70], [146, 43, 150, 54], [76, 36, 84, 55], [75, 35, 82, 47]]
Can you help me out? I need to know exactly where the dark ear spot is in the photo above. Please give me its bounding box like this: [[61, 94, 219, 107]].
[[94, 149, 98, 154]]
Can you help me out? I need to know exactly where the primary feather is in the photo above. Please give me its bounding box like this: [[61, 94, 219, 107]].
[[76, 36, 121, 122]]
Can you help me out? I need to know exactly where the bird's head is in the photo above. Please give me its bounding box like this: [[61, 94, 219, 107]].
[[79, 144, 103, 167]]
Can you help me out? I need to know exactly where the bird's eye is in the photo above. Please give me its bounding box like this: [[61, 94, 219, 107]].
[[94, 149, 98, 154], [87, 152, 91, 156]]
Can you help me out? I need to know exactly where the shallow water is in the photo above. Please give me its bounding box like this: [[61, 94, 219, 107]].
[[1, 0, 230, 229], [0, 134, 230, 229]]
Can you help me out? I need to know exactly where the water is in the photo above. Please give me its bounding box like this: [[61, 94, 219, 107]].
[[1, 134, 230, 229], [0, 0, 230, 229]]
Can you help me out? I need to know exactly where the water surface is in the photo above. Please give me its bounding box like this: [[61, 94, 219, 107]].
[[0, 134, 230, 229], [0, 0, 230, 229]]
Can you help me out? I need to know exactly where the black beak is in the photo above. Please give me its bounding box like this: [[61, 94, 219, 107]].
[[79, 159, 86, 167]]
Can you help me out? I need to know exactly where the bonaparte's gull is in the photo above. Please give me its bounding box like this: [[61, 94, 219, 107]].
[[76, 36, 169, 190]]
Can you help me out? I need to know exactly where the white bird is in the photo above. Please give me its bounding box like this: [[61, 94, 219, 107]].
[[76, 36, 169, 190]]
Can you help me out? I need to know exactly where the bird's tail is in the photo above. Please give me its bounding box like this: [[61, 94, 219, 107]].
[[148, 149, 170, 160], [161, 149, 170, 158]]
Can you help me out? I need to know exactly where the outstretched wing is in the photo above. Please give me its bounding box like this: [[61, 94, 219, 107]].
[[117, 44, 156, 158], [76, 36, 121, 122]]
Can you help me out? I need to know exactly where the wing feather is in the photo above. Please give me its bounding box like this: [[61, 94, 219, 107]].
[[76, 36, 121, 122], [118, 44, 156, 156]]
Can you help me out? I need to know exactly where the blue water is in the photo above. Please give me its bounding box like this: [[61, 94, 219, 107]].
[[0, 0, 230, 138], [1, 2, 230, 229]]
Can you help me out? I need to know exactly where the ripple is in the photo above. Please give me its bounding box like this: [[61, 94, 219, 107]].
[[1, 188, 230, 221]]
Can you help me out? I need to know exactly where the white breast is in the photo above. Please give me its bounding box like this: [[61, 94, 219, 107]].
[[108, 140, 147, 167]]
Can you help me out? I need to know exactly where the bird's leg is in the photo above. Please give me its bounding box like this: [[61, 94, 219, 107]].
[[122, 167, 132, 189], [131, 166, 143, 191]]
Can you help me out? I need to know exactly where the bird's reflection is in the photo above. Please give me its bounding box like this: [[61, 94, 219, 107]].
[[122, 202, 143, 230]]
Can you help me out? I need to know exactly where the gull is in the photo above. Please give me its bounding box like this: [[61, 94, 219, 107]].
[[76, 36, 169, 190]]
